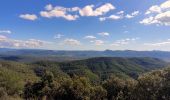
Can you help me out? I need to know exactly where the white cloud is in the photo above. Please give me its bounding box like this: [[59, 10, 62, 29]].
[[21, 39, 50, 48], [145, 5, 161, 14], [45, 4, 53, 11], [160, 0, 170, 9], [98, 32, 110, 36], [106, 15, 121, 20], [79, 3, 115, 16], [63, 38, 81, 45], [132, 11, 140, 16], [125, 11, 139, 19], [79, 5, 95, 16], [99, 17, 106, 21], [100, 14, 122, 21], [0, 35, 7, 41], [139, 16, 157, 25], [40, 5, 79, 21], [111, 38, 139, 46], [141, 1, 170, 26], [40, 3, 115, 21], [71, 7, 80, 12], [0, 35, 49, 48], [125, 15, 133, 19], [90, 40, 104, 46], [0, 30, 12, 34], [140, 11, 170, 26], [54, 34, 64, 39], [154, 11, 170, 25], [100, 10, 139, 21], [19, 14, 38, 21], [144, 39, 170, 46], [117, 11, 124, 15], [84, 35, 96, 39]]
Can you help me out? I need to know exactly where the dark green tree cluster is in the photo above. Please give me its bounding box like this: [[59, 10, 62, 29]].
[[23, 67, 170, 100], [24, 70, 107, 100]]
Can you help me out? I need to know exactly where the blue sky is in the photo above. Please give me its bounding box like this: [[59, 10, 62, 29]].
[[0, 0, 170, 50]]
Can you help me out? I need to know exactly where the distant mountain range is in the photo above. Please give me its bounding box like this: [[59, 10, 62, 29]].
[[1, 48, 170, 61]]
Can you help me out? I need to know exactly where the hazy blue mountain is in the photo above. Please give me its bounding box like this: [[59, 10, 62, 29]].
[[1, 48, 170, 61]]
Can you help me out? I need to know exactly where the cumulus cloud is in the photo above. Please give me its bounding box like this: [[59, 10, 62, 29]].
[[19, 14, 38, 21], [79, 3, 115, 16], [40, 4, 79, 21], [145, 5, 161, 14], [62, 38, 81, 45], [84, 35, 96, 39], [140, 11, 170, 26], [98, 32, 110, 36], [140, 0, 170, 26], [0, 30, 12, 34], [111, 38, 139, 46], [160, 0, 170, 9], [100, 10, 139, 21], [99, 14, 122, 21], [0, 35, 7, 40], [45, 4, 53, 11], [117, 11, 124, 15], [40, 3, 115, 21], [90, 40, 104, 46], [54, 34, 64, 39], [0, 35, 49, 48], [144, 39, 170, 46], [125, 11, 139, 19], [140, 16, 156, 25]]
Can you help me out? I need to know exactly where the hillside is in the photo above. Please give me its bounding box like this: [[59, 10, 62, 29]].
[[34, 57, 167, 81], [0, 57, 169, 100], [0, 61, 38, 97]]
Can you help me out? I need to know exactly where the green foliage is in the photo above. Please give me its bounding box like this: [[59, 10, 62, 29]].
[[0, 61, 38, 97], [34, 57, 166, 81], [0, 57, 169, 100], [136, 67, 170, 100], [24, 73, 107, 100], [103, 75, 137, 100], [24, 70, 54, 99]]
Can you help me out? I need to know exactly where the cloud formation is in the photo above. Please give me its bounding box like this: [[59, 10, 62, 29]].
[[40, 4, 79, 21], [0, 30, 12, 34], [79, 3, 115, 16], [54, 34, 64, 39], [62, 38, 81, 45], [84, 35, 96, 39], [98, 32, 110, 36], [40, 3, 115, 21], [140, 0, 170, 26], [0, 35, 49, 48], [90, 40, 104, 46], [100, 10, 139, 21], [145, 5, 162, 14], [144, 39, 170, 46], [125, 11, 139, 19], [19, 14, 38, 21], [99, 14, 122, 21], [111, 38, 139, 46]]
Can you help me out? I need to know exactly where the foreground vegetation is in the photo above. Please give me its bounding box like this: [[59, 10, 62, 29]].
[[0, 57, 169, 100]]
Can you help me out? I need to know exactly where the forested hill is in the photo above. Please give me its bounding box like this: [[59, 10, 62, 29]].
[[0, 57, 169, 99], [34, 57, 167, 80]]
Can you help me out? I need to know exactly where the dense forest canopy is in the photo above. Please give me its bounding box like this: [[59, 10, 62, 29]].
[[0, 57, 169, 100]]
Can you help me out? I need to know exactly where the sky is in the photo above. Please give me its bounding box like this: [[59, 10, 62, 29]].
[[0, 0, 170, 51]]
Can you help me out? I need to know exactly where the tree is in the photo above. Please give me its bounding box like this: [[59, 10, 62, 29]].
[[24, 70, 54, 99]]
